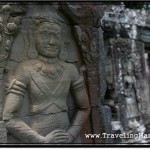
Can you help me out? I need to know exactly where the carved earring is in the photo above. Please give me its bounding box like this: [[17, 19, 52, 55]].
[[27, 33, 38, 59], [28, 50, 38, 59]]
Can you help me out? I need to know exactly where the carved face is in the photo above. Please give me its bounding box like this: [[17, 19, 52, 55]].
[[127, 67, 132, 74], [127, 63, 133, 75], [34, 22, 61, 58]]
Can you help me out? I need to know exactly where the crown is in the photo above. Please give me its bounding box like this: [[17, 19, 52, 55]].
[[26, 5, 65, 30], [30, 17, 62, 34]]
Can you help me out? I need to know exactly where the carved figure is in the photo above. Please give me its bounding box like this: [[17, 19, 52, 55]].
[[2, 21, 90, 143], [124, 61, 141, 129]]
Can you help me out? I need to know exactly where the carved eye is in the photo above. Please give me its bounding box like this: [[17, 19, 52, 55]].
[[39, 30, 47, 36], [56, 34, 61, 40]]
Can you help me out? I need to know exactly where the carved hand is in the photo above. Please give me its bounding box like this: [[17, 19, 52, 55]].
[[65, 131, 74, 143], [44, 130, 69, 143]]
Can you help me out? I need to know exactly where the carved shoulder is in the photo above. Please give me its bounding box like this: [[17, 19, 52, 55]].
[[13, 59, 36, 84], [63, 62, 80, 82]]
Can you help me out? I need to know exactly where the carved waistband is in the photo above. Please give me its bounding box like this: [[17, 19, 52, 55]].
[[29, 99, 68, 115]]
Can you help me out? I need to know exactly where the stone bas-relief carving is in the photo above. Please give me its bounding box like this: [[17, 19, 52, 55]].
[[104, 38, 147, 143], [124, 61, 146, 143], [60, 3, 112, 144], [0, 2, 150, 145], [0, 4, 27, 143], [124, 61, 141, 128], [2, 20, 90, 143]]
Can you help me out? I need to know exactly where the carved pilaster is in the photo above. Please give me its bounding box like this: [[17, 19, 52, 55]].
[[60, 3, 111, 143]]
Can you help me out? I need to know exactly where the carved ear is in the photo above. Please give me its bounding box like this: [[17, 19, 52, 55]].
[[10, 19, 39, 61]]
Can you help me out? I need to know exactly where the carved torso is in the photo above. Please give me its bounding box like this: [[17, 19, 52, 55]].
[[28, 60, 71, 115], [5, 58, 85, 137], [124, 74, 139, 119]]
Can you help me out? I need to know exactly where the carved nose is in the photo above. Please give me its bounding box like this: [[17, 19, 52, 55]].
[[48, 37, 56, 46]]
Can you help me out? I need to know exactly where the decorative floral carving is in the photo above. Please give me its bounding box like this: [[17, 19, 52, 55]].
[[6, 23, 17, 33], [0, 3, 27, 121]]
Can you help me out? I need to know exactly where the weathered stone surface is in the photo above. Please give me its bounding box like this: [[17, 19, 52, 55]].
[[0, 121, 7, 143], [0, 2, 149, 145], [1, 3, 91, 144]]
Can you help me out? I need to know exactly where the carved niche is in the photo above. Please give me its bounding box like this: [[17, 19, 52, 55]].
[[0, 2, 108, 144]]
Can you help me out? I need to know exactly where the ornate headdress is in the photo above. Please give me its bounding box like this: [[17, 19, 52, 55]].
[[10, 4, 78, 63]]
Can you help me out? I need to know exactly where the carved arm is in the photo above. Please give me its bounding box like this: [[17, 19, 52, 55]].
[[67, 87, 90, 142], [3, 80, 45, 143], [67, 65, 90, 142]]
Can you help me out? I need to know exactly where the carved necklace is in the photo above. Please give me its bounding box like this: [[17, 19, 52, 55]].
[[35, 56, 64, 79], [41, 64, 63, 79]]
